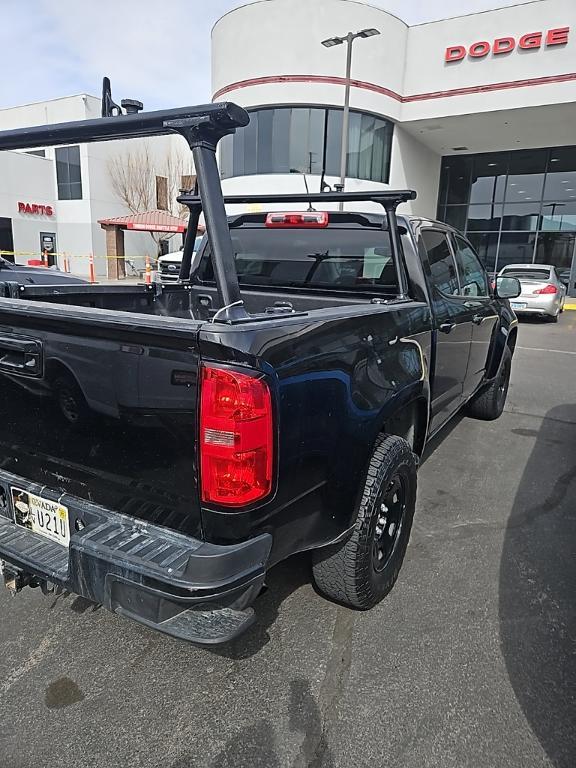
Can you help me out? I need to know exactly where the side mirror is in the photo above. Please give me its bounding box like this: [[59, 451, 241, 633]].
[[495, 276, 521, 299]]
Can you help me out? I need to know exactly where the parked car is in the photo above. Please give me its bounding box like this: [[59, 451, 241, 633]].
[[498, 263, 566, 321], [0, 99, 521, 645], [0, 257, 87, 287], [155, 236, 204, 282]]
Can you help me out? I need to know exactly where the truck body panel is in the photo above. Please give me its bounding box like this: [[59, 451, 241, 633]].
[[0, 97, 518, 643]]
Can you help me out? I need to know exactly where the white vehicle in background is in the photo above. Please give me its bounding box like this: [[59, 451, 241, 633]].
[[155, 236, 204, 283], [498, 263, 567, 322]]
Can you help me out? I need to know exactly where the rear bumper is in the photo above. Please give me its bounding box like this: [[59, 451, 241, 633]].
[[0, 471, 271, 645], [513, 296, 561, 317]]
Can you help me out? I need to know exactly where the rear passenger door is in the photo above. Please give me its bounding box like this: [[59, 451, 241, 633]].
[[420, 229, 473, 432], [450, 233, 499, 398]]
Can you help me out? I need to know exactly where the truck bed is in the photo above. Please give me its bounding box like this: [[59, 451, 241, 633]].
[[0, 292, 204, 537]]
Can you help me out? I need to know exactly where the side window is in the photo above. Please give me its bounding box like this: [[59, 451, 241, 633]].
[[452, 235, 489, 298], [421, 230, 459, 296]]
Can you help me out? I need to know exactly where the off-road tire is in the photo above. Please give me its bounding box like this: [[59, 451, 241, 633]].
[[312, 435, 417, 610], [467, 346, 512, 421]]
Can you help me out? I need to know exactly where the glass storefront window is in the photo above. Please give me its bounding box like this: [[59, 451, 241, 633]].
[[469, 153, 507, 204], [541, 201, 576, 231], [505, 148, 547, 203], [544, 146, 576, 201], [504, 175, 545, 203], [220, 106, 393, 184], [466, 233, 499, 274], [438, 146, 576, 289], [496, 232, 537, 271], [442, 206, 467, 232], [439, 156, 472, 206], [501, 202, 541, 231], [534, 232, 576, 270], [466, 204, 502, 231]]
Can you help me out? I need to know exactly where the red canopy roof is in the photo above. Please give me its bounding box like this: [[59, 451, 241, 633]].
[[98, 210, 187, 233]]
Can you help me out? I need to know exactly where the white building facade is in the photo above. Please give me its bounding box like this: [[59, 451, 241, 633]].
[[212, 0, 576, 292], [0, 95, 189, 278]]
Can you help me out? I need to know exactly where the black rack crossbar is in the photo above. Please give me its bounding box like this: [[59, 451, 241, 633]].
[[178, 190, 417, 207], [0, 102, 249, 151]]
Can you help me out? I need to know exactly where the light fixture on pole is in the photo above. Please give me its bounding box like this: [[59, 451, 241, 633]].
[[321, 28, 380, 210]]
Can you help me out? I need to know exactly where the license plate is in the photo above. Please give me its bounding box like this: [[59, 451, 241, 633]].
[[11, 487, 70, 547], [511, 302, 527, 310]]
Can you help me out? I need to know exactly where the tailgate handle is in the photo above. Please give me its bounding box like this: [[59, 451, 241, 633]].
[[0, 336, 42, 376]]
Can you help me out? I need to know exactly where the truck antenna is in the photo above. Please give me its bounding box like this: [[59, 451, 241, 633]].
[[101, 77, 122, 117], [320, 168, 332, 193], [101, 77, 144, 118], [290, 168, 315, 211]]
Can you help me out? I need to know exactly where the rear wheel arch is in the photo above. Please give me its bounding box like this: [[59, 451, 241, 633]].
[[487, 323, 516, 380], [45, 358, 77, 384], [382, 397, 428, 458], [507, 327, 518, 354]]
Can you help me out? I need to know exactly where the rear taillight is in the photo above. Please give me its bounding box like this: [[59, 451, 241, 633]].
[[265, 211, 329, 228], [533, 284, 557, 295], [199, 365, 273, 506]]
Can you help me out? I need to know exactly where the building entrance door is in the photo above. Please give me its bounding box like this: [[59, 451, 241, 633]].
[[0, 218, 14, 262]]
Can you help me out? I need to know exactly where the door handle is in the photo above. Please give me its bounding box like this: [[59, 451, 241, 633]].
[[439, 322, 456, 334], [472, 314, 484, 325]]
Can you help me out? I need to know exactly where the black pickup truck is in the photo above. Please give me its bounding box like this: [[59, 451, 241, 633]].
[[0, 99, 521, 644]]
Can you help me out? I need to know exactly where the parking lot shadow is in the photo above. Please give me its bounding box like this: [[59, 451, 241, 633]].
[[499, 404, 576, 768], [210, 552, 311, 660]]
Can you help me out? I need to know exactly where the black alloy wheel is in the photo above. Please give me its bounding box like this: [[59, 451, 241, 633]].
[[372, 474, 406, 573]]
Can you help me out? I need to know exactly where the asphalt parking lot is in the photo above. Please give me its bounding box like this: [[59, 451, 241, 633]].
[[0, 313, 574, 768]]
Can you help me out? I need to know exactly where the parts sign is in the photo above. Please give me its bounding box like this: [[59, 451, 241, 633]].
[[18, 201, 54, 216]]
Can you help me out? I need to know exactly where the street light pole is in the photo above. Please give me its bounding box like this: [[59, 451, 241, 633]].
[[321, 28, 380, 211], [338, 33, 354, 211]]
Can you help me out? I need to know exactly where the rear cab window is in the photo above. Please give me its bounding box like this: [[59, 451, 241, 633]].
[[196, 225, 402, 295]]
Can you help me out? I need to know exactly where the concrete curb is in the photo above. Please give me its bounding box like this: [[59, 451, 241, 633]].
[[565, 303, 576, 311]]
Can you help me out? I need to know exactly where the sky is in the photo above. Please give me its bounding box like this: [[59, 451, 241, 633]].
[[1, 0, 526, 111]]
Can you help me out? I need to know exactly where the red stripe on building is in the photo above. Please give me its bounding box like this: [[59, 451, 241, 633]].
[[212, 71, 576, 103]]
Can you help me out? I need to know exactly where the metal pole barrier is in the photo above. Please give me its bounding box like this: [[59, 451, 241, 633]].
[[88, 253, 96, 283], [338, 33, 354, 212]]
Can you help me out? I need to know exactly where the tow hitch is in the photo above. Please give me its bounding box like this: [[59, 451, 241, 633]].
[[0, 561, 53, 596]]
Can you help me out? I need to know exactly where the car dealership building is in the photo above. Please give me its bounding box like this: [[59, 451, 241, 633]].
[[213, 0, 576, 293]]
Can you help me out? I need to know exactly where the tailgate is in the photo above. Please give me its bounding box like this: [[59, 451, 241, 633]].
[[0, 301, 204, 538]]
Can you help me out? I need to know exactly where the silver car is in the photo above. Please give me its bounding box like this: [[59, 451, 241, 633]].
[[498, 263, 567, 322]]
